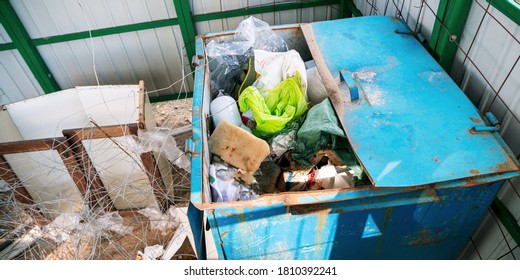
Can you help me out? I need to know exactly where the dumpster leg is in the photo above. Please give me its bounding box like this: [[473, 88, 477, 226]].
[[188, 202, 207, 260]]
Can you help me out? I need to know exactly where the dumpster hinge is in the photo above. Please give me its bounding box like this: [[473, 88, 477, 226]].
[[471, 112, 500, 133]]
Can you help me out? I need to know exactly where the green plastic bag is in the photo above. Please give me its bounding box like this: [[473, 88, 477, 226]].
[[292, 98, 368, 185], [238, 72, 307, 138]]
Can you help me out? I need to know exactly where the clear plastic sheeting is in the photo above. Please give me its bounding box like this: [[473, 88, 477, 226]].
[[138, 244, 164, 260], [137, 205, 180, 234], [234, 16, 288, 52], [134, 128, 191, 173], [87, 212, 133, 237], [43, 213, 82, 243], [206, 16, 288, 99]]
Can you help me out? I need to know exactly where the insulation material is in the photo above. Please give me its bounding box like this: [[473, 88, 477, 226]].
[[4, 150, 84, 219]]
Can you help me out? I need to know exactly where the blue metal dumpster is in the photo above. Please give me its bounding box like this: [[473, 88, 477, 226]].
[[187, 16, 520, 259]]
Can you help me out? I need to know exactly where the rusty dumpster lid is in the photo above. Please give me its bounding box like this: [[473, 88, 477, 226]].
[[306, 16, 519, 187]]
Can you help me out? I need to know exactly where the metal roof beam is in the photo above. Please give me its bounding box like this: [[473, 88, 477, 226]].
[[0, 0, 60, 93]]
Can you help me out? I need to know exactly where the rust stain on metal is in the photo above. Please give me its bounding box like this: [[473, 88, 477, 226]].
[[469, 117, 482, 123], [469, 169, 480, 175], [218, 210, 238, 217], [494, 161, 516, 172], [408, 229, 443, 246]]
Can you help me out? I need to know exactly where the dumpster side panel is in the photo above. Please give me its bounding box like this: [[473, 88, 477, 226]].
[[209, 182, 501, 259]]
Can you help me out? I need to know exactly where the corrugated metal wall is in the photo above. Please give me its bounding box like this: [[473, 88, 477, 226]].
[[0, 0, 340, 105], [7, 0, 191, 101], [191, 0, 339, 34]]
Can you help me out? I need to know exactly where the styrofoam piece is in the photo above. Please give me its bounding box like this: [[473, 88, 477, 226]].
[[82, 136, 157, 210], [4, 150, 84, 219]]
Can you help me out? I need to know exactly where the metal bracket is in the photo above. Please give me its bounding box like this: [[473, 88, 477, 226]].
[[185, 138, 194, 159], [339, 69, 359, 101]]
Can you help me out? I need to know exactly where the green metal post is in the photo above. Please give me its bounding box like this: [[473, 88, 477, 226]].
[[340, 0, 353, 18], [491, 198, 520, 248], [0, 0, 60, 93], [173, 0, 196, 67], [429, 0, 472, 72]]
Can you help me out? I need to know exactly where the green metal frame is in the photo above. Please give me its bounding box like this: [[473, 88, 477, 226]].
[[194, 0, 341, 22], [491, 198, 520, 249], [487, 0, 520, 26], [0, 0, 60, 93], [340, 0, 362, 18], [173, 0, 196, 67], [0, 0, 345, 100], [429, 0, 472, 72]]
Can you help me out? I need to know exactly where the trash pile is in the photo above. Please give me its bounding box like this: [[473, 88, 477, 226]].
[[207, 17, 369, 203]]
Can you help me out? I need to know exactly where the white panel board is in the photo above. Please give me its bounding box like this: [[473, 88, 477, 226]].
[[76, 85, 139, 126], [4, 89, 88, 139], [4, 150, 85, 219], [83, 136, 157, 210], [0, 110, 23, 143]]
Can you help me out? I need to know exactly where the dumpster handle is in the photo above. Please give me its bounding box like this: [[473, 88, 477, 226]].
[[288, 188, 439, 215]]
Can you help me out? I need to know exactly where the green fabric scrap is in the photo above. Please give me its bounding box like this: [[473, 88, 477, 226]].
[[292, 98, 368, 185]]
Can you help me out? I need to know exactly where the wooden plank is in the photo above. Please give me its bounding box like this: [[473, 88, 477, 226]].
[[138, 80, 146, 130], [140, 152, 169, 212], [56, 142, 89, 201], [65, 134, 115, 211], [0, 155, 33, 205], [0, 137, 67, 155], [62, 124, 138, 140]]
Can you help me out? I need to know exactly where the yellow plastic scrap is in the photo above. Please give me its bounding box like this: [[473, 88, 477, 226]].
[[238, 71, 307, 137]]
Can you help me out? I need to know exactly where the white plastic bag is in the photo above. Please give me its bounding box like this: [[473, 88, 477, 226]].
[[253, 49, 308, 96], [134, 128, 191, 173], [306, 67, 328, 105]]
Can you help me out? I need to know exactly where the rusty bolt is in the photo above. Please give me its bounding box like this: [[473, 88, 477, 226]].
[[449, 34, 457, 42]]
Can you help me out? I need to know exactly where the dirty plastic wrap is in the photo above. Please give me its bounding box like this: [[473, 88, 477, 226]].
[[238, 72, 307, 138], [206, 16, 288, 99], [134, 128, 191, 173], [292, 98, 367, 184], [270, 122, 299, 159], [209, 162, 258, 202]]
